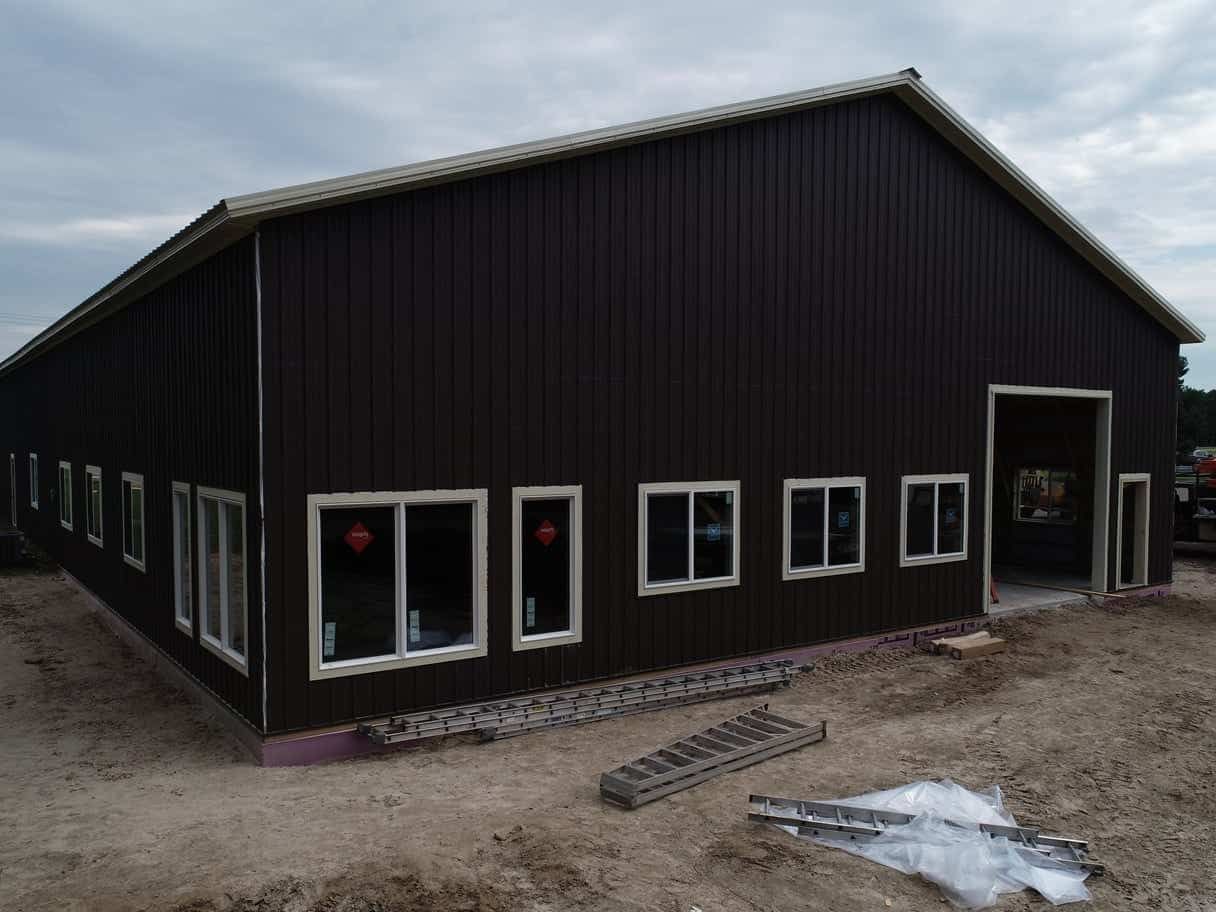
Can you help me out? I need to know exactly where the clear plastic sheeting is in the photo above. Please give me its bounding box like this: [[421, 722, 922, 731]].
[[777, 780, 1091, 908]]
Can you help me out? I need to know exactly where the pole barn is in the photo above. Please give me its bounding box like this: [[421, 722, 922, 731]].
[[0, 69, 1201, 761]]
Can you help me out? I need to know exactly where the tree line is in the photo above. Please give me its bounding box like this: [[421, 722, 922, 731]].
[[1178, 356, 1216, 457]]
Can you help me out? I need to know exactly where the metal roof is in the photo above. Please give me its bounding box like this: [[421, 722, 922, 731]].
[[1, 68, 1201, 377]]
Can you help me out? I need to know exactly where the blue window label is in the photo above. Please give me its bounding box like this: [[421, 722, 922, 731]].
[[837, 511, 850, 529], [706, 522, 721, 542]]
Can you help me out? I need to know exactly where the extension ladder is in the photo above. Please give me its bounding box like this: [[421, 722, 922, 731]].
[[748, 794, 1104, 875], [358, 660, 797, 745]]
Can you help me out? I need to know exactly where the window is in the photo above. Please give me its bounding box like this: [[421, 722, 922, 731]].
[[783, 477, 865, 579], [172, 482, 192, 634], [122, 472, 146, 571], [901, 474, 969, 566], [638, 481, 740, 595], [1015, 468, 1078, 525], [84, 465, 103, 546], [198, 487, 247, 671], [308, 489, 489, 680], [512, 485, 583, 651], [29, 454, 38, 509], [58, 461, 73, 531]]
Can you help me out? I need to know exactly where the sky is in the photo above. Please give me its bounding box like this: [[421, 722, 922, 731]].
[[2, 0, 1214, 383]]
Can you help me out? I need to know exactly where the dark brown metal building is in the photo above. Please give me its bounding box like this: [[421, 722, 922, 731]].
[[0, 70, 1201, 757]]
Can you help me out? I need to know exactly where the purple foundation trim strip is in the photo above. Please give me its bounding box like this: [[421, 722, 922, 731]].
[[259, 616, 987, 767]]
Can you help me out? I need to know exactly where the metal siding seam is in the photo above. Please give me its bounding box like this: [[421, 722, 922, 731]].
[[255, 231, 269, 733]]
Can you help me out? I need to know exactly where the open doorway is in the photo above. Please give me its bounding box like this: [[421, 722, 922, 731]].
[[1117, 474, 1150, 588], [7, 453, 14, 529], [984, 387, 1111, 613]]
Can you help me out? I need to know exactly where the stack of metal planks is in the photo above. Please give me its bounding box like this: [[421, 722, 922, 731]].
[[600, 706, 826, 809]]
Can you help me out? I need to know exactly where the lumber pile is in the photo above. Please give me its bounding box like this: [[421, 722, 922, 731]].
[[930, 629, 1006, 660]]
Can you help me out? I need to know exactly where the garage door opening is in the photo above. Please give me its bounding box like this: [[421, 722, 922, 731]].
[[984, 387, 1111, 613]]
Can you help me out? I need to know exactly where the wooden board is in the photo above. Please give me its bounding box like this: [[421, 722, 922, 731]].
[[950, 637, 1006, 659]]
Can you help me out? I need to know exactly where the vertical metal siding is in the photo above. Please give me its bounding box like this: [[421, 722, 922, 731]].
[[0, 239, 263, 727], [255, 94, 1179, 733]]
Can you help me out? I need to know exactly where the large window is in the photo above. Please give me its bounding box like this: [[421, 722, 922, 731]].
[[308, 489, 489, 680], [84, 465, 103, 546], [783, 477, 865, 579], [198, 487, 247, 671], [901, 474, 969, 566], [121, 472, 146, 571], [512, 485, 582, 651], [29, 454, 38, 509], [172, 482, 192, 635], [58, 461, 73, 531], [638, 481, 740, 596], [1015, 468, 1078, 525]]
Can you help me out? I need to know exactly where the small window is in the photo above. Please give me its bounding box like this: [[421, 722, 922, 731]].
[[638, 481, 740, 596], [29, 454, 38, 509], [513, 485, 583, 651], [122, 472, 146, 571], [901, 474, 969, 566], [783, 477, 865, 579], [308, 489, 489, 680], [58, 461, 73, 531], [1015, 468, 1078, 525], [84, 465, 103, 546], [172, 482, 192, 634], [198, 487, 247, 671]]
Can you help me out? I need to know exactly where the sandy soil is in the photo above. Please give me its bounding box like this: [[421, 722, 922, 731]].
[[1, 557, 1214, 912]]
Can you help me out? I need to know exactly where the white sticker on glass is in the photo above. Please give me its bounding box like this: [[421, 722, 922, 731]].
[[526, 596, 536, 630], [408, 609, 421, 643], [323, 621, 336, 658]]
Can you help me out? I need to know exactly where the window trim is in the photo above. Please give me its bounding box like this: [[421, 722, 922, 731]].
[[58, 460, 73, 531], [84, 464, 103, 547], [512, 485, 583, 652], [636, 480, 742, 597], [782, 476, 866, 580], [307, 489, 490, 681], [899, 473, 969, 567], [196, 485, 249, 673], [172, 481, 193, 636], [29, 453, 38, 509], [121, 471, 146, 572]]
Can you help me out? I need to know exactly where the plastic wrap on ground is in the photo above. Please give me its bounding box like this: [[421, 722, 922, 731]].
[[775, 779, 1091, 908]]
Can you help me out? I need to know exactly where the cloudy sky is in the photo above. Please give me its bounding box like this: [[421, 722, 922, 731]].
[[2, 0, 1214, 382]]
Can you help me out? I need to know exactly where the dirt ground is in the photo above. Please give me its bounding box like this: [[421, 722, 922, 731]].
[[1, 558, 1214, 912]]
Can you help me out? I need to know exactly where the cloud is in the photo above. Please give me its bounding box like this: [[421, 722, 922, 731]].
[[0, 213, 197, 247]]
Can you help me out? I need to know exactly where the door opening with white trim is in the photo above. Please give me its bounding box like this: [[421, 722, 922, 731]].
[[984, 386, 1112, 613], [1117, 474, 1150, 589]]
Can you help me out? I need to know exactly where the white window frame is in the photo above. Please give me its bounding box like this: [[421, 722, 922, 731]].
[[84, 465, 103, 547], [29, 453, 38, 509], [172, 481, 193, 635], [197, 486, 248, 673], [307, 489, 490, 681], [637, 480, 741, 597], [900, 473, 969, 567], [782, 476, 866, 580], [512, 485, 583, 651], [121, 471, 146, 572], [58, 460, 73, 531]]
